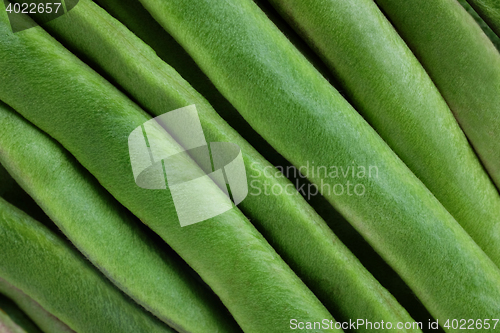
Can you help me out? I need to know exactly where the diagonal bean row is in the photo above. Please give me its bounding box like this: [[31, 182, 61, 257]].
[[29, 0, 421, 329], [0, 7, 339, 332], [134, 0, 500, 330]]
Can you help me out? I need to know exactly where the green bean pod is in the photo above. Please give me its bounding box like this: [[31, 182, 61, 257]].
[[458, 0, 500, 50], [31, 0, 421, 329], [0, 101, 239, 333], [374, 0, 500, 191], [93, 0, 338, 159], [265, 0, 500, 268], [135, 0, 500, 328], [91, 0, 332, 124], [92, 0, 240, 129], [0, 278, 74, 333], [466, 0, 500, 38], [90, 0, 301, 196], [0, 294, 42, 333], [0, 8, 339, 332], [0, 163, 54, 229], [0, 197, 175, 333]]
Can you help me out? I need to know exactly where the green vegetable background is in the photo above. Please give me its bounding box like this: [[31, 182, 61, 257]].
[[0, 0, 499, 332]]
